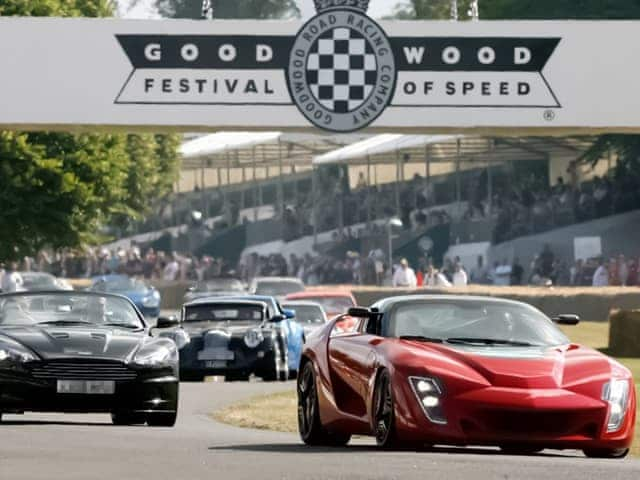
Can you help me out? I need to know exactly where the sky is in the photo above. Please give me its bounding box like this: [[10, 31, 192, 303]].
[[116, 0, 399, 19]]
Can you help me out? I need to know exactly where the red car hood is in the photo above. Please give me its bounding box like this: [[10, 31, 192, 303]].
[[398, 340, 618, 390]]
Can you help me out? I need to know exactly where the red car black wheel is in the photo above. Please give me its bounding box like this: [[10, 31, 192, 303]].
[[373, 369, 401, 448], [297, 361, 350, 446]]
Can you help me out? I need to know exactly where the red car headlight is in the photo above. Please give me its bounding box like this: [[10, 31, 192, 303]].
[[409, 376, 447, 425], [603, 379, 630, 433]]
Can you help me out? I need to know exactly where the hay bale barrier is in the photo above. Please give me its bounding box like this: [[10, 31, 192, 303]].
[[609, 310, 640, 357]]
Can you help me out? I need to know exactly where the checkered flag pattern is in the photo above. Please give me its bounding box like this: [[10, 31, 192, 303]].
[[306, 27, 377, 113]]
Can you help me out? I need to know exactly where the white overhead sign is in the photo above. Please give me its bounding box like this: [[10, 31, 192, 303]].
[[2, 1, 640, 133]]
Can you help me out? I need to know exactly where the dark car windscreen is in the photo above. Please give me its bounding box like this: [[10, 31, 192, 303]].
[[184, 304, 264, 323], [21, 273, 56, 288], [386, 301, 569, 347], [255, 281, 304, 296], [0, 294, 143, 329], [95, 277, 148, 294], [304, 296, 354, 313], [194, 279, 245, 292], [282, 304, 325, 325]]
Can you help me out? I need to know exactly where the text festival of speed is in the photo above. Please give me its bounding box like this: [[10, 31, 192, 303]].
[[140, 41, 535, 98]]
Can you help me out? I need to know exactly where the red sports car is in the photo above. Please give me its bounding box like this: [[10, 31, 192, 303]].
[[297, 295, 636, 457]]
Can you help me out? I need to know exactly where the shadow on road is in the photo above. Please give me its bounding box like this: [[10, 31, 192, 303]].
[[208, 443, 574, 458], [1, 419, 112, 427]]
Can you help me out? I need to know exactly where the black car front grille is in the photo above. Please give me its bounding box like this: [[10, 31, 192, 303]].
[[31, 361, 137, 381], [204, 332, 231, 350]]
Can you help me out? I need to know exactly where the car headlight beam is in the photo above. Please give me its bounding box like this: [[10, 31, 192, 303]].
[[0, 339, 37, 365], [244, 329, 264, 349], [603, 379, 630, 433], [132, 342, 178, 368], [409, 376, 447, 425], [142, 292, 160, 308]]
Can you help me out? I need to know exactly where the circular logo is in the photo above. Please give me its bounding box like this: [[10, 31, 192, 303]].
[[287, 10, 396, 132]]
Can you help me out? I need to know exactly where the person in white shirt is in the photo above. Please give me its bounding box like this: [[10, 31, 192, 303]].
[[1, 262, 24, 293], [592, 259, 609, 287], [452, 263, 468, 287], [163, 254, 180, 281], [494, 260, 512, 286], [423, 265, 452, 288], [392, 258, 417, 288]]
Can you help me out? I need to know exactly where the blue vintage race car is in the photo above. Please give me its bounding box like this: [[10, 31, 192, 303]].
[[88, 275, 161, 318], [210, 294, 305, 377]]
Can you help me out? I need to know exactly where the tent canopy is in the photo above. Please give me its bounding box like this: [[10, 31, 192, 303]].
[[312, 134, 596, 166], [179, 131, 369, 170]]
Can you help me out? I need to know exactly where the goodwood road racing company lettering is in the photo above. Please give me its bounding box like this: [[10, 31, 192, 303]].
[[115, 1, 560, 132]]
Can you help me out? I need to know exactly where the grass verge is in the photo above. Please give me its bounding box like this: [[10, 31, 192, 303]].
[[212, 390, 298, 433], [214, 322, 639, 455]]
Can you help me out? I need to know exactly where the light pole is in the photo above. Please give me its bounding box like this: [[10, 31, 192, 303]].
[[387, 217, 403, 277]]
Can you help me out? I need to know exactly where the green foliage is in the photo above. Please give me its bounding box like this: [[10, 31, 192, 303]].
[[390, 1, 475, 20], [154, 0, 300, 19], [0, 132, 129, 259], [0, 0, 182, 260], [0, 0, 115, 16], [393, 0, 640, 20], [480, 0, 640, 20]]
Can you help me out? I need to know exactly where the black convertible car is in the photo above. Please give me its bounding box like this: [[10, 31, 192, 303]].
[[158, 299, 289, 382], [0, 291, 179, 426]]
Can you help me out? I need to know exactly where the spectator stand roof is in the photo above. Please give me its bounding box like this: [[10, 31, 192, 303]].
[[179, 131, 370, 171], [312, 135, 597, 166]]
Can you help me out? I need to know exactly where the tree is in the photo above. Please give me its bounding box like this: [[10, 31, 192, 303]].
[[0, 0, 114, 16], [154, 0, 300, 19], [0, 131, 130, 259], [390, 1, 476, 20], [480, 0, 640, 20], [0, 0, 182, 260]]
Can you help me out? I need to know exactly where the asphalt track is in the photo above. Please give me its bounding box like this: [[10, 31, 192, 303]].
[[1, 381, 638, 480]]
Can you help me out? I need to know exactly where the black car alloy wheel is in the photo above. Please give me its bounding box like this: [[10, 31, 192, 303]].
[[374, 369, 399, 448], [298, 362, 316, 441]]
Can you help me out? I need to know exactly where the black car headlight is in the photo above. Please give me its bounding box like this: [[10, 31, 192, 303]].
[[131, 342, 178, 368], [409, 376, 447, 425], [602, 379, 631, 432], [0, 338, 37, 366], [244, 329, 264, 349]]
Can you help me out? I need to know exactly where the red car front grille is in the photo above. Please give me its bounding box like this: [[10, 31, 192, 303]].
[[462, 409, 600, 438]]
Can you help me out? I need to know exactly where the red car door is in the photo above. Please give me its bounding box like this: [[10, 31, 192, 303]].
[[327, 326, 379, 418]]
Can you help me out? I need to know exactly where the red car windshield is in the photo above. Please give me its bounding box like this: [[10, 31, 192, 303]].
[[387, 301, 569, 347]]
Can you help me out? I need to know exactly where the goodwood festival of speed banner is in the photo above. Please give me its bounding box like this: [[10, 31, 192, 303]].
[[2, 1, 640, 133]]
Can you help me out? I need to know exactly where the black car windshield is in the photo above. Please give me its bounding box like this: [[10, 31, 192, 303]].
[[255, 281, 304, 296], [194, 279, 244, 292], [0, 294, 143, 329], [282, 304, 326, 325], [387, 300, 569, 347], [184, 304, 264, 323], [21, 273, 57, 288], [94, 277, 148, 294]]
